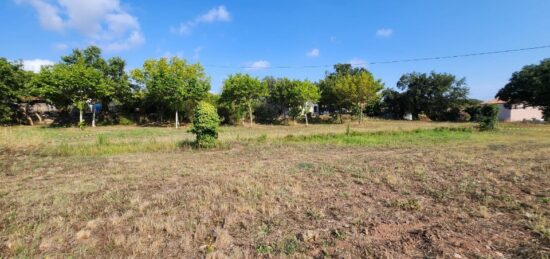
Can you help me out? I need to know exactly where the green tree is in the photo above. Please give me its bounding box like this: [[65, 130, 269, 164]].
[[264, 76, 293, 117], [496, 58, 550, 120], [131, 57, 210, 128], [0, 58, 32, 124], [190, 101, 220, 148], [319, 64, 384, 123], [220, 73, 268, 127], [288, 80, 320, 126], [334, 69, 383, 123], [32, 61, 107, 125], [396, 72, 469, 121], [58, 46, 132, 126]]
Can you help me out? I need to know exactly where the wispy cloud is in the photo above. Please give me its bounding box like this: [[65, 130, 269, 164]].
[[306, 48, 320, 58], [22, 59, 54, 73], [193, 46, 204, 60], [171, 6, 231, 35], [53, 43, 68, 51], [16, 0, 145, 51], [376, 28, 393, 37], [348, 58, 368, 68], [246, 60, 270, 71]]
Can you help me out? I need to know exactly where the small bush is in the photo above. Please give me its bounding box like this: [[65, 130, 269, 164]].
[[118, 115, 135, 125], [190, 101, 220, 148], [478, 105, 499, 131]]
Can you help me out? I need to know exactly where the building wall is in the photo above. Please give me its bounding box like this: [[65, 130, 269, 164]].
[[497, 104, 511, 121], [497, 104, 544, 122], [510, 105, 544, 121]]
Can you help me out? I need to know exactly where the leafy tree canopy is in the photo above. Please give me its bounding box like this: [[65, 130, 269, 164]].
[[220, 73, 268, 126], [0, 58, 32, 123], [496, 58, 550, 119], [395, 71, 469, 121]]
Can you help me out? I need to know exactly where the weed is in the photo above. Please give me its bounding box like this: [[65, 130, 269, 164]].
[[280, 236, 300, 255], [306, 209, 324, 220], [258, 223, 270, 237], [332, 229, 347, 240], [389, 199, 422, 211], [256, 244, 273, 254], [297, 162, 315, 170]]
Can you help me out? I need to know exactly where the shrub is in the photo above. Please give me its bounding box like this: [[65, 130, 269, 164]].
[[478, 105, 499, 131], [458, 111, 471, 122], [254, 103, 279, 124], [190, 101, 220, 148], [118, 114, 135, 125], [465, 106, 481, 122]]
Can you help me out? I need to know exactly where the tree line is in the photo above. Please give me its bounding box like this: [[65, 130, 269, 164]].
[[1, 45, 548, 126]]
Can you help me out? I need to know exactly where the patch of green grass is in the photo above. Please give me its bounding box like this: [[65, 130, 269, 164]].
[[256, 244, 273, 255], [282, 127, 476, 147], [279, 236, 300, 255]]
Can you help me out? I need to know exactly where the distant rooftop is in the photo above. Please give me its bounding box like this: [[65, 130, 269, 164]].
[[484, 98, 506, 104]]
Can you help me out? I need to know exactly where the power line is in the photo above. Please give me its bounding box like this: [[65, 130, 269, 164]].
[[203, 44, 550, 69]]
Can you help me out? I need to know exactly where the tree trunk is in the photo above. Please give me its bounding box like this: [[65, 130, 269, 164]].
[[79, 109, 84, 124], [26, 115, 33, 126], [248, 102, 253, 127], [304, 111, 309, 126], [359, 103, 364, 124], [35, 112, 42, 123], [92, 108, 96, 127], [175, 111, 179, 129]]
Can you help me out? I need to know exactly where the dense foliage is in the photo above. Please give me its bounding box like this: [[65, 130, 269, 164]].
[[0, 58, 31, 124], [220, 73, 267, 126], [2, 45, 544, 126], [131, 57, 210, 127], [477, 105, 499, 131], [190, 101, 220, 148], [496, 58, 550, 120], [381, 72, 470, 121], [319, 64, 383, 123]]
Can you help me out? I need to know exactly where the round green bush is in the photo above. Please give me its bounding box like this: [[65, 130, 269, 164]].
[[190, 101, 220, 148], [478, 104, 499, 131]]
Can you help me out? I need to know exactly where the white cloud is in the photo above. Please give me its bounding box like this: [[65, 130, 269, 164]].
[[246, 60, 270, 71], [171, 5, 231, 35], [53, 43, 68, 50], [376, 28, 393, 37], [306, 48, 320, 57], [193, 46, 204, 60], [16, 0, 145, 51], [22, 59, 54, 73], [329, 36, 337, 43], [348, 58, 367, 68]]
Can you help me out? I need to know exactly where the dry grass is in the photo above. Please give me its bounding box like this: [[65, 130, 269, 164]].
[[0, 121, 549, 258]]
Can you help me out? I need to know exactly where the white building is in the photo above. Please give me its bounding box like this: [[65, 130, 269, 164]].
[[485, 99, 544, 122]]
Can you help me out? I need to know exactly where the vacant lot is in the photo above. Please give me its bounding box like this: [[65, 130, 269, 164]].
[[1, 121, 549, 258]]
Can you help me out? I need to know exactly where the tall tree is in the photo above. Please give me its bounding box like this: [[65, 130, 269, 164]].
[[220, 73, 268, 127], [264, 76, 293, 117], [333, 69, 384, 123], [58, 46, 132, 126], [396, 72, 469, 121], [131, 57, 210, 128], [288, 80, 320, 126], [0, 58, 32, 124], [496, 58, 550, 120], [319, 64, 384, 123], [32, 61, 107, 125]]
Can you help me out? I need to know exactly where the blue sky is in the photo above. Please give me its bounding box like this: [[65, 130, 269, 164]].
[[2, 0, 550, 100]]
